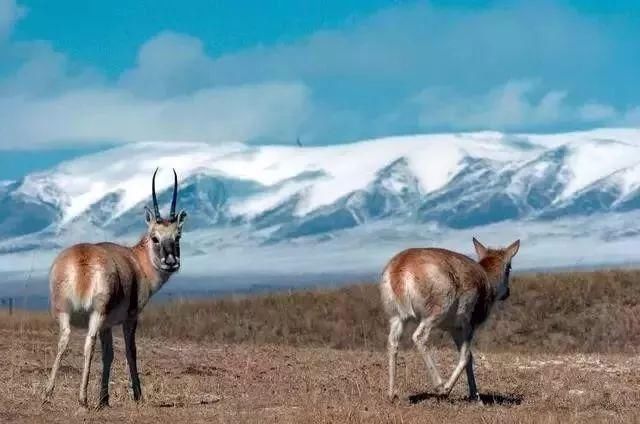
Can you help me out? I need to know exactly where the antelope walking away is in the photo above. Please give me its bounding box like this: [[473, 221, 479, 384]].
[[381, 238, 520, 402]]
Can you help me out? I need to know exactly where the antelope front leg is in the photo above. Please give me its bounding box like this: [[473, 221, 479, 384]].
[[79, 312, 105, 408], [453, 329, 479, 401], [123, 318, 142, 402], [464, 353, 480, 401], [98, 328, 114, 409]]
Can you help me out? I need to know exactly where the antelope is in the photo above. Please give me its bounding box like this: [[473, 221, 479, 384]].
[[43, 168, 187, 409], [380, 237, 520, 402]]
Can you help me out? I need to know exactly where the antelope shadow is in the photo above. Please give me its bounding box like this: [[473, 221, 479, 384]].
[[408, 391, 524, 406]]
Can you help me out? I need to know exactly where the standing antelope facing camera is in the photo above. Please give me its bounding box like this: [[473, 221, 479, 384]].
[[44, 168, 187, 409], [380, 237, 520, 402]]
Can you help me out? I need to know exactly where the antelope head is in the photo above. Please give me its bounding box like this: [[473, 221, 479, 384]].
[[144, 168, 188, 273], [473, 237, 520, 301]]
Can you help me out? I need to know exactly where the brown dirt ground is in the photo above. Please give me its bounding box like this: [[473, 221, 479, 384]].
[[2, 328, 639, 424]]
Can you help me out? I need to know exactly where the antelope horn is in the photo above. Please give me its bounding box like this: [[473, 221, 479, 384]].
[[170, 168, 178, 219], [151, 167, 161, 220]]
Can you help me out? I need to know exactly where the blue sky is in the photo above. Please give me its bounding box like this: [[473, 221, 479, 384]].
[[1, 0, 639, 179]]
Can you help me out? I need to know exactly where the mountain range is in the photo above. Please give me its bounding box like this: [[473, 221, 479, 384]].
[[2, 128, 640, 277]]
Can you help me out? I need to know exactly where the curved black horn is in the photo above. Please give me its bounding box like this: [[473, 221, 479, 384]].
[[170, 168, 178, 219], [151, 167, 161, 219]]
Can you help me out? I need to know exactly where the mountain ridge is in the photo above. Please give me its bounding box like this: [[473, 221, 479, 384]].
[[2, 128, 640, 264]]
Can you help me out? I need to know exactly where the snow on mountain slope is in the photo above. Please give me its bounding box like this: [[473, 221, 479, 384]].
[[524, 128, 640, 149], [610, 162, 640, 202], [556, 139, 640, 201], [4, 132, 532, 225], [20, 141, 247, 224], [506, 146, 571, 210], [3, 128, 640, 263]]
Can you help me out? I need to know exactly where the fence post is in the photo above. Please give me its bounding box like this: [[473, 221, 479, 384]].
[[1, 297, 14, 315]]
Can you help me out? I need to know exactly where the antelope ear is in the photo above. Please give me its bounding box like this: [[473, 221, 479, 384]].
[[472, 237, 488, 260], [506, 239, 520, 260], [144, 206, 155, 225], [177, 210, 187, 228]]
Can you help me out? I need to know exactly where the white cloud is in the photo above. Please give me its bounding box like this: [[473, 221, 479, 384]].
[[415, 79, 632, 131], [0, 0, 25, 42], [0, 0, 638, 150], [578, 102, 618, 122], [176, 1, 612, 89], [0, 83, 311, 149], [0, 11, 311, 149], [118, 32, 217, 98], [0, 41, 103, 96]]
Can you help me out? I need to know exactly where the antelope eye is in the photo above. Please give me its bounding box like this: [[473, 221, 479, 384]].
[[151, 236, 160, 244]]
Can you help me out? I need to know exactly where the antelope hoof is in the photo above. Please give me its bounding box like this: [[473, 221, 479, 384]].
[[440, 385, 453, 397], [42, 393, 52, 405], [96, 396, 110, 410], [433, 382, 445, 394], [75, 404, 89, 416], [470, 393, 484, 405], [42, 386, 53, 403], [387, 391, 399, 403]]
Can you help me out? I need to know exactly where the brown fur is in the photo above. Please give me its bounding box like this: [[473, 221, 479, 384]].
[[383, 247, 495, 323], [478, 253, 505, 281], [131, 237, 158, 283], [74, 245, 93, 300], [49, 235, 167, 319], [381, 238, 520, 401], [44, 169, 187, 409]]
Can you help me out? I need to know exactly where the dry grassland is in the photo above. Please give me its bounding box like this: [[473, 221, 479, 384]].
[[1, 269, 639, 423]]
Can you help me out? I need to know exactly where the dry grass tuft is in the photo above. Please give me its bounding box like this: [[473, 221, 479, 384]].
[[140, 269, 640, 353], [2, 269, 640, 353]]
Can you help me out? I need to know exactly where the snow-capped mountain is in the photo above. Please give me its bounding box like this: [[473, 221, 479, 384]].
[[3, 128, 640, 275]]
